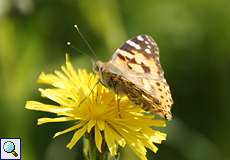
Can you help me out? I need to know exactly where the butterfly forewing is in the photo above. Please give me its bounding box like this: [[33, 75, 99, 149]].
[[96, 35, 173, 120], [111, 35, 163, 77]]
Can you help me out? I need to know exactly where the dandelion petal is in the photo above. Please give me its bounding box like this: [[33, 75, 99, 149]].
[[67, 125, 87, 149], [54, 121, 86, 138], [25, 101, 73, 114], [95, 126, 102, 152], [104, 124, 117, 156], [37, 117, 75, 125]]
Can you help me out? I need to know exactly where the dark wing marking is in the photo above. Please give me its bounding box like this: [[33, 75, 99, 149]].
[[110, 35, 164, 77]]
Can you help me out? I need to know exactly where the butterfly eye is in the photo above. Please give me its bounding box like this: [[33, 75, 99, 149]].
[[99, 66, 104, 72], [93, 61, 105, 73]]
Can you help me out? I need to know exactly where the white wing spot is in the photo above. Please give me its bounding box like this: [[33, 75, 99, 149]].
[[127, 40, 141, 50], [115, 49, 134, 59], [137, 36, 144, 41], [147, 45, 151, 49], [146, 36, 154, 45], [144, 41, 149, 44], [145, 48, 151, 54]]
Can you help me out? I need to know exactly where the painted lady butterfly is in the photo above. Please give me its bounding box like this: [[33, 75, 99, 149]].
[[94, 35, 173, 120]]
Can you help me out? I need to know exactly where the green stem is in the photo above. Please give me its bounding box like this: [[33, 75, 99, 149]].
[[89, 138, 97, 160], [83, 133, 97, 160], [83, 132, 121, 160]]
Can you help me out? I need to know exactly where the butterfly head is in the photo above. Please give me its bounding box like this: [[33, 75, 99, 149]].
[[93, 60, 109, 86], [93, 60, 105, 74]]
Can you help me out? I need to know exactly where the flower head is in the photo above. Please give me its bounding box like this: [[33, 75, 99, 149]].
[[25, 55, 167, 160]]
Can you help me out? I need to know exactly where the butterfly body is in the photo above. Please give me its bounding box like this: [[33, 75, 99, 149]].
[[94, 35, 173, 120]]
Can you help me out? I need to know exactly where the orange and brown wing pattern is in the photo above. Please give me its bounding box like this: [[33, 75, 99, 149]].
[[111, 35, 162, 77], [107, 35, 173, 119]]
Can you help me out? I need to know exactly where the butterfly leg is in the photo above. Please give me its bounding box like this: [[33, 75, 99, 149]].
[[88, 74, 99, 102], [116, 93, 122, 118], [111, 80, 122, 118], [95, 84, 99, 103], [78, 79, 99, 107], [87, 73, 94, 90]]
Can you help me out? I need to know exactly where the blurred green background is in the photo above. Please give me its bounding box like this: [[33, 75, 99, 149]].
[[0, 0, 230, 159]]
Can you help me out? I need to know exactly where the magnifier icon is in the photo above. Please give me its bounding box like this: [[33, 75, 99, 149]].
[[3, 141, 18, 157]]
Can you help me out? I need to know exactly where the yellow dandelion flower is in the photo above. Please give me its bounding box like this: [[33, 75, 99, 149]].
[[25, 55, 167, 160]]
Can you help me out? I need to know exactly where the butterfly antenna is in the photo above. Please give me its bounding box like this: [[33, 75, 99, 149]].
[[66, 41, 94, 59], [74, 25, 98, 60]]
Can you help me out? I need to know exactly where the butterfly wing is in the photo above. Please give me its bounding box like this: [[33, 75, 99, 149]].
[[108, 35, 173, 116], [109, 35, 163, 93], [111, 35, 162, 77]]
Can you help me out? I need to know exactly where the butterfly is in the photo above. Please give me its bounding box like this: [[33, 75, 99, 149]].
[[93, 35, 173, 120]]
